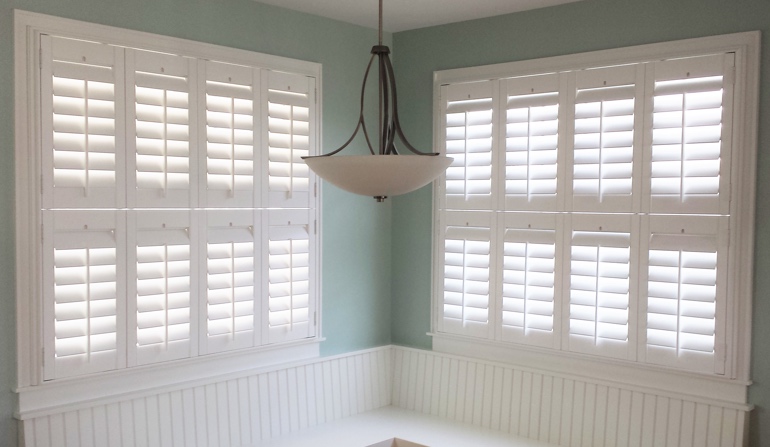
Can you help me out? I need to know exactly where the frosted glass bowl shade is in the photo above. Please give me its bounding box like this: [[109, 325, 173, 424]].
[[304, 155, 453, 198]]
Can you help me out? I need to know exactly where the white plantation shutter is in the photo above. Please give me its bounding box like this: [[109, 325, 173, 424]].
[[266, 71, 315, 209], [127, 211, 196, 366], [43, 211, 126, 380], [641, 215, 728, 374], [442, 81, 495, 210], [203, 61, 259, 208], [503, 74, 560, 211], [567, 215, 636, 360], [440, 212, 494, 338], [40, 35, 125, 210], [500, 213, 560, 348], [126, 50, 196, 208], [646, 54, 734, 215], [201, 211, 259, 354], [572, 65, 641, 212], [266, 210, 315, 344]]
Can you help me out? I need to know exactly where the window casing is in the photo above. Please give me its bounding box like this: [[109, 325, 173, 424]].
[[16, 14, 321, 386], [432, 34, 757, 384]]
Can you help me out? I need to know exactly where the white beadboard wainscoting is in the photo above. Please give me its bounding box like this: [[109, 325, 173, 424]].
[[18, 345, 751, 447]]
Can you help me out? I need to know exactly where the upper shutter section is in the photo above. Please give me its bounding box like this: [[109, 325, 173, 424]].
[[203, 61, 259, 208], [646, 53, 734, 215], [266, 71, 315, 209], [503, 74, 560, 211], [641, 215, 728, 374], [43, 210, 126, 380], [442, 81, 496, 210], [41, 36, 125, 210], [126, 50, 196, 208], [572, 65, 641, 212]]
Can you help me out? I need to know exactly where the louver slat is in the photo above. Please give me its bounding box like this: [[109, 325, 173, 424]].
[[267, 211, 313, 344], [44, 210, 126, 380], [567, 215, 635, 360], [443, 81, 495, 210], [127, 50, 194, 208], [501, 213, 559, 348], [572, 65, 640, 212], [504, 74, 560, 211], [267, 71, 314, 209], [647, 54, 733, 215], [642, 215, 727, 374], [42, 36, 124, 210], [203, 211, 258, 354], [204, 61, 258, 208]]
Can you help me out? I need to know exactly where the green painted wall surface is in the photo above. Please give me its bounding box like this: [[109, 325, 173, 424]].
[[0, 0, 392, 443], [390, 0, 769, 444]]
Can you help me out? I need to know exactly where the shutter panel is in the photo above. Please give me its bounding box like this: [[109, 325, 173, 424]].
[[646, 54, 734, 215], [641, 215, 727, 374], [572, 65, 640, 212], [203, 61, 259, 208], [41, 36, 125, 210], [442, 81, 495, 210], [201, 210, 259, 353], [266, 71, 315, 209], [126, 50, 196, 208], [440, 212, 493, 338], [43, 210, 126, 380], [504, 74, 560, 211], [266, 210, 315, 344], [566, 214, 636, 360], [501, 213, 560, 348], [128, 211, 196, 366]]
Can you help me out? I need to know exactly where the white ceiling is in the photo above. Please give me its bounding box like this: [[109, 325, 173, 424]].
[[254, 0, 584, 33]]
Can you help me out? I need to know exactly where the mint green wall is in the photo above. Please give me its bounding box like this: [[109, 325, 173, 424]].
[[390, 0, 770, 444], [0, 0, 392, 443]]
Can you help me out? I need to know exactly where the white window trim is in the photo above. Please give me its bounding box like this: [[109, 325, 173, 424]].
[[430, 32, 759, 405], [14, 10, 323, 414]]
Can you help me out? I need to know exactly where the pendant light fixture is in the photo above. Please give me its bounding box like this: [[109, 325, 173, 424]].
[[302, 0, 453, 202]]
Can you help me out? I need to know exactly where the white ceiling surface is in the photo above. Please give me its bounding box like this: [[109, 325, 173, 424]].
[[255, 0, 583, 33]]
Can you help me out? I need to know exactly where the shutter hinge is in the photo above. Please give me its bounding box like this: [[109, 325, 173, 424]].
[[39, 47, 43, 67], [314, 311, 317, 326], [314, 182, 317, 198], [314, 219, 317, 235]]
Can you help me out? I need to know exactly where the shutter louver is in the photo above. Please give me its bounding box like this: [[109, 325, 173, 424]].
[[267, 71, 314, 209], [567, 216, 635, 360], [642, 216, 727, 373], [572, 66, 639, 211], [128, 211, 195, 365], [443, 82, 495, 210], [202, 211, 258, 353], [648, 54, 733, 214], [501, 214, 558, 348], [204, 61, 258, 208], [441, 213, 493, 338], [504, 74, 560, 211], [42, 36, 124, 210], [43, 211, 125, 379], [267, 210, 314, 344]]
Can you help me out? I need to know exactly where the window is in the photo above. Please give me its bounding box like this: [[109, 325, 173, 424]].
[[17, 18, 321, 384], [433, 34, 757, 382]]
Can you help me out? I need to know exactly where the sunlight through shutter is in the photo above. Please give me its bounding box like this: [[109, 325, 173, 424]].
[[504, 74, 560, 211], [267, 71, 314, 209], [202, 211, 257, 354], [443, 81, 495, 210], [127, 50, 195, 208], [204, 61, 258, 208], [572, 65, 639, 211], [647, 54, 733, 215], [41, 36, 124, 210], [43, 211, 125, 380]]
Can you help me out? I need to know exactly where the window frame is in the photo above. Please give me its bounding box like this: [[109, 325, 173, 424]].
[[431, 32, 759, 403], [15, 10, 323, 403]]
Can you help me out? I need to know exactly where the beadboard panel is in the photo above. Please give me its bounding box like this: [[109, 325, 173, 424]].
[[19, 347, 392, 447], [391, 346, 749, 447]]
